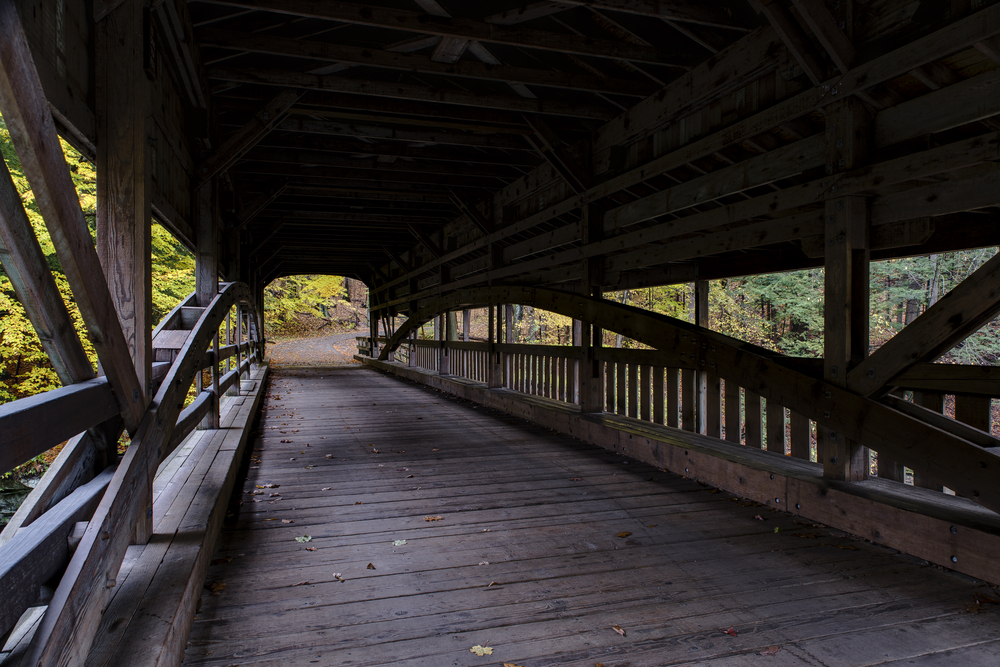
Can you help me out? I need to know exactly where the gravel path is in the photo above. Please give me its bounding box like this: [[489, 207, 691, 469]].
[[266, 331, 361, 367]]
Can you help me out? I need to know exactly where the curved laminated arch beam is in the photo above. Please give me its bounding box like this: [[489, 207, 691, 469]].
[[379, 285, 1000, 515]]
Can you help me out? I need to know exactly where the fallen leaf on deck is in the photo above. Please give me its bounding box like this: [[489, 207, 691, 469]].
[[617, 531, 632, 538], [424, 516, 444, 522], [570, 477, 582, 481], [295, 536, 312, 543], [722, 626, 738, 636], [305, 465, 315, 470], [648, 524, 657, 528], [305, 547, 317, 551], [469, 645, 493, 656], [773, 527, 780, 533], [488, 581, 499, 587], [207, 582, 225, 595], [406, 474, 414, 478], [333, 573, 346, 582], [269, 493, 281, 497], [250, 490, 264, 496], [280, 439, 291, 443], [754, 515, 766, 521], [367, 563, 376, 570], [291, 581, 310, 587], [281, 519, 294, 524], [432, 448, 439, 451], [759, 646, 781, 656], [371, 448, 379, 453], [210, 557, 233, 566], [479, 561, 490, 565], [354, 501, 363, 505], [322, 487, 332, 491], [263, 518, 277, 522], [503, 664, 523, 667], [612, 624, 626, 636], [393, 539, 407, 546], [481, 529, 491, 532], [326, 454, 333, 458], [397, 468, 409, 472]]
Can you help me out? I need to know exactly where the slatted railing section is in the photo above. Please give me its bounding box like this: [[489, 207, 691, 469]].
[[595, 349, 816, 463], [449, 341, 491, 383], [498, 343, 579, 403]]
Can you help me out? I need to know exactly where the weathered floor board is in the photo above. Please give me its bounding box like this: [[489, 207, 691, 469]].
[[183, 367, 1000, 666]]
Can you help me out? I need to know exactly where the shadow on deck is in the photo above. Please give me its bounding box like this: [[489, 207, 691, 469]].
[[183, 366, 1000, 667]]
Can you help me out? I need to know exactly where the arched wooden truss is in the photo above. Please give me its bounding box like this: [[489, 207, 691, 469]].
[[380, 285, 1000, 516]]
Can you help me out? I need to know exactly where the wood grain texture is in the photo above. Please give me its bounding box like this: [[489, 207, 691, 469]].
[[181, 365, 1000, 667]]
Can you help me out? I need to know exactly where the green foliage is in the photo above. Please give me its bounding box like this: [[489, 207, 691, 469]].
[[151, 224, 195, 323], [264, 275, 367, 338]]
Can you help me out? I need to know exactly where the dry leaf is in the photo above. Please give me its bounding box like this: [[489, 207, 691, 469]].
[[281, 519, 294, 524], [333, 573, 346, 582], [612, 624, 626, 637], [207, 582, 225, 596], [432, 448, 440, 451], [371, 448, 380, 453], [617, 531, 632, 538], [469, 645, 493, 656], [256, 483, 279, 489], [295, 535, 312, 543], [291, 581, 311, 587], [263, 518, 277, 522], [406, 474, 414, 478], [322, 487, 332, 491], [488, 581, 499, 587], [280, 439, 291, 443], [393, 539, 407, 546], [367, 563, 376, 570], [479, 561, 490, 566], [305, 547, 317, 551], [354, 501, 363, 505], [754, 515, 766, 521], [270, 493, 281, 498], [424, 516, 444, 522], [722, 626, 738, 636], [481, 529, 491, 532], [211, 557, 233, 566], [759, 646, 781, 656], [503, 663, 523, 667], [326, 454, 333, 458]]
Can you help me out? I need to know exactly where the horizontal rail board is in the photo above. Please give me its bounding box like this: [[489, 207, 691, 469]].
[[0, 467, 114, 638], [0, 378, 118, 473]]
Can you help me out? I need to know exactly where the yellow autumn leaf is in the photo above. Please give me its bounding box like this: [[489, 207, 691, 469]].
[[617, 531, 632, 538], [470, 645, 493, 656]]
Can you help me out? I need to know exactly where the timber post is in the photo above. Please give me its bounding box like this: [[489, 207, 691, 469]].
[[822, 96, 872, 481], [579, 203, 604, 413]]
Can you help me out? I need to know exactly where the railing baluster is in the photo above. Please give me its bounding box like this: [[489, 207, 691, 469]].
[[766, 399, 785, 454], [681, 368, 696, 431], [724, 380, 741, 443], [790, 411, 811, 461], [745, 390, 762, 448], [616, 362, 627, 416], [652, 366, 664, 424], [666, 368, 679, 428]]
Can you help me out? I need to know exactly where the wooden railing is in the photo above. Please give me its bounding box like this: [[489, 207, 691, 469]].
[[0, 283, 262, 663]]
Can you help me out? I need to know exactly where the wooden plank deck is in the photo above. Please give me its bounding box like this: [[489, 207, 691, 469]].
[[183, 366, 1000, 667]]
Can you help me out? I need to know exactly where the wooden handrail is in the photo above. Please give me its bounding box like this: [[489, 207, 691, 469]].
[[2, 282, 262, 665], [0, 378, 118, 474]]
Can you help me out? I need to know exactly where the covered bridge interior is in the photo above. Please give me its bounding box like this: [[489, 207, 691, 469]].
[[3, 0, 1000, 664]]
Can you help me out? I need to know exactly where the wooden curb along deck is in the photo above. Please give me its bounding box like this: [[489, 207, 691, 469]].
[[361, 357, 1000, 586]]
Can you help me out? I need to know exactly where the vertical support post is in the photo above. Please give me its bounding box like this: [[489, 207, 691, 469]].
[[195, 180, 220, 429], [822, 96, 871, 481], [489, 304, 504, 388], [694, 280, 711, 434], [579, 203, 604, 413], [439, 312, 451, 375], [96, 0, 152, 544], [463, 309, 471, 341]]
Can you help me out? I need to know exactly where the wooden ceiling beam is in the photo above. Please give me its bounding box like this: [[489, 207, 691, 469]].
[[484, 3, 570, 25], [273, 116, 532, 149], [243, 147, 524, 179], [203, 0, 700, 66], [253, 134, 541, 167], [197, 28, 656, 97], [206, 66, 616, 120], [554, 0, 749, 30], [756, 0, 825, 85], [233, 162, 505, 188], [196, 88, 303, 187], [789, 0, 856, 73], [523, 113, 591, 193]]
